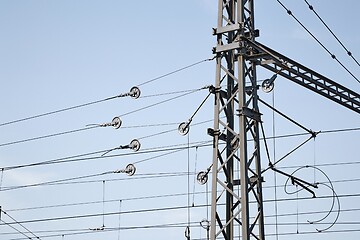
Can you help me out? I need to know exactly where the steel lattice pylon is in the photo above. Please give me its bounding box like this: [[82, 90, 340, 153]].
[[209, 1, 360, 240], [210, 0, 265, 240]]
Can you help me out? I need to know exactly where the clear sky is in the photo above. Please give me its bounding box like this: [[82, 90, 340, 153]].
[[0, 1, 359, 240]]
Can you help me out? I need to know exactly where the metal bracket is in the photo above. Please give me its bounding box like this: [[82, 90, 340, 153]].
[[237, 107, 262, 122]]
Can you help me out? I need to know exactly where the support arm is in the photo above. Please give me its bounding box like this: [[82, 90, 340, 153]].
[[245, 39, 360, 114]]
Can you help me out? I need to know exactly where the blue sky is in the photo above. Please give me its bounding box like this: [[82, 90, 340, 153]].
[[0, 1, 359, 240]]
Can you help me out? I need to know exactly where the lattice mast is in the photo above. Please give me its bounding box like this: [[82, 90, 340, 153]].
[[210, 0, 265, 240]]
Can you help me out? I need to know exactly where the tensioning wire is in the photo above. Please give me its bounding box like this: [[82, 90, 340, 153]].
[[0, 57, 214, 128]]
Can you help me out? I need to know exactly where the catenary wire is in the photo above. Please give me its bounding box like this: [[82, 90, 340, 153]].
[[275, 0, 360, 84], [4, 222, 360, 240], [0, 220, 33, 240], [2, 200, 360, 227], [303, 0, 360, 67], [0, 58, 213, 128], [0, 86, 209, 148], [2, 125, 359, 172], [5, 181, 360, 213], [137, 57, 214, 87], [1, 141, 212, 172], [1, 209, 41, 239]]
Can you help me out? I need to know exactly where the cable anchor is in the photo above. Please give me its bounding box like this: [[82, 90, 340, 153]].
[[89, 226, 105, 231], [87, 116, 122, 129], [113, 164, 136, 176], [117, 86, 141, 99], [102, 139, 141, 156]]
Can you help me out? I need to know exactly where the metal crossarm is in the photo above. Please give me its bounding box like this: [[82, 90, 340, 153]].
[[246, 40, 360, 114]]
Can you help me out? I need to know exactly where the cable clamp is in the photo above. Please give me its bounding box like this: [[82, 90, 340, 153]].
[[114, 164, 136, 176], [116, 86, 141, 99]]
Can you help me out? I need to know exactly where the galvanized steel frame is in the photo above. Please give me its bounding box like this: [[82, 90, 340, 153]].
[[211, 1, 265, 240]]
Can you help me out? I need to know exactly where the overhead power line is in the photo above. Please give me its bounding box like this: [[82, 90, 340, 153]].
[[1, 208, 41, 240], [2, 202, 360, 227], [275, 0, 360, 84], [0, 57, 213, 128], [303, 0, 360, 67], [137, 57, 214, 87], [2, 125, 359, 172], [0, 86, 209, 148]]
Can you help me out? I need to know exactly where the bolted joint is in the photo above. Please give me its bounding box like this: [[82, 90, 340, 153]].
[[237, 107, 262, 122]]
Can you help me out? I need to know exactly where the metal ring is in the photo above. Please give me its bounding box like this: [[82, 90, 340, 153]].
[[200, 219, 210, 230], [129, 139, 141, 152], [111, 117, 122, 129], [261, 79, 274, 93], [178, 122, 190, 136], [125, 164, 136, 176], [130, 86, 141, 99], [197, 171, 208, 185]]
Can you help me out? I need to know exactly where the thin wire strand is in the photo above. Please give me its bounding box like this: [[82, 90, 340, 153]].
[[2, 125, 359, 172], [275, 0, 360, 84], [272, 89, 279, 240], [0, 58, 213, 129], [0, 97, 117, 128], [187, 133, 191, 239], [120, 88, 204, 117], [0, 220, 33, 240], [0, 87, 209, 148], [117, 200, 122, 240], [0, 171, 112, 192], [303, 0, 360, 67], [102, 180, 105, 228], [0, 168, 4, 190], [0, 126, 98, 148], [1, 209, 42, 239], [137, 57, 214, 87]]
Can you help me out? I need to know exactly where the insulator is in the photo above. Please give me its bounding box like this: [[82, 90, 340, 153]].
[[261, 79, 274, 93], [111, 117, 122, 129], [124, 164, 136, 176], [178, 122, 190, 136], [129, 139, 141, 151], [129, 86, 141, 99], [200, 219, 210, 230], [197, 171, 208, 185]]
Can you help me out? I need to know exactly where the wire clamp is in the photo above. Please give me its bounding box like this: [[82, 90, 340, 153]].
[[117, 86, 141, 99], [102, 139, 141, 156], [87, 116, 122, 129], [114, 164, 136, 176]]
